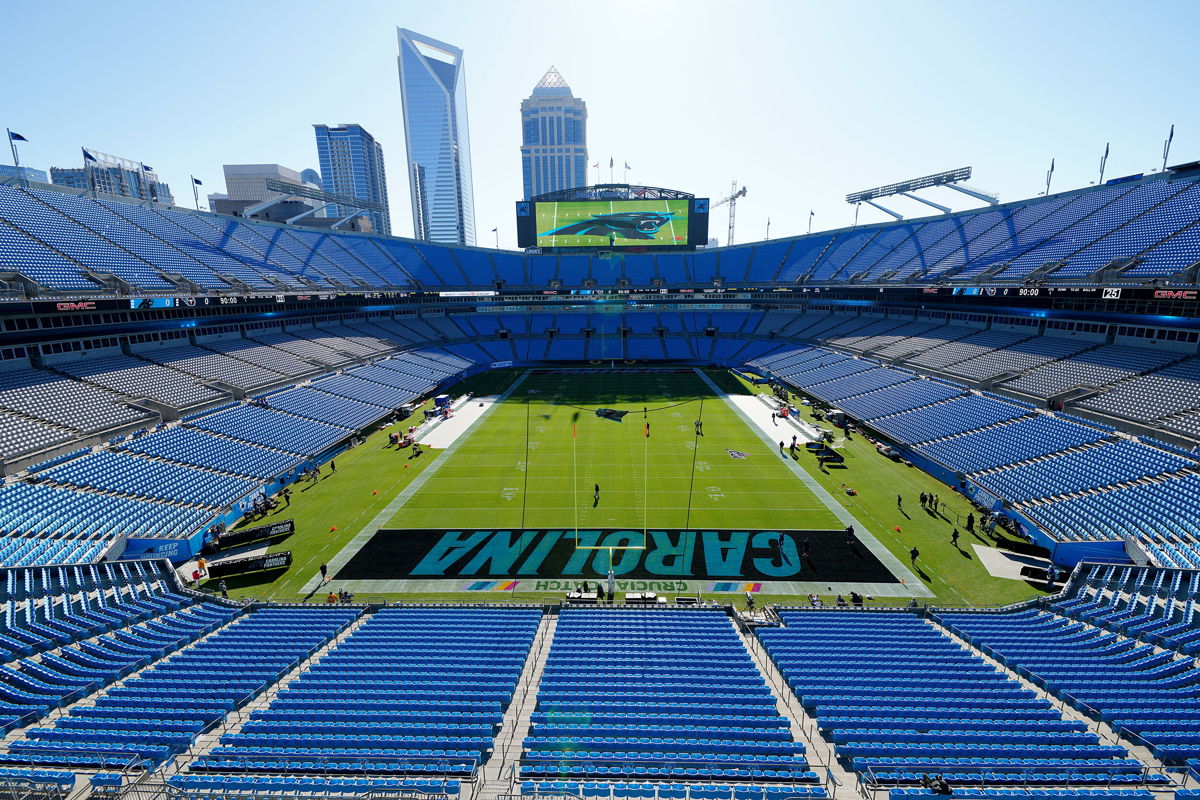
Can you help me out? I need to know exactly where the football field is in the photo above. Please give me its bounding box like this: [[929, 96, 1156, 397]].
[[213, 368, 1050, 608], [389, 370, 841, 531]]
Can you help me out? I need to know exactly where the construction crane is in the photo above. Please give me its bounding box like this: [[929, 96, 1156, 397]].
[[710, 181, 747, 246]]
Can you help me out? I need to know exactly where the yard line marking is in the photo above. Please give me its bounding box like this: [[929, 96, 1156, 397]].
[[303, 370, 531, 594], [692, 367, 931, 597]]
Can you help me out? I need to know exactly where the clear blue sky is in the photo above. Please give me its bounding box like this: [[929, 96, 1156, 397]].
[[6, 0, 1198, 247]]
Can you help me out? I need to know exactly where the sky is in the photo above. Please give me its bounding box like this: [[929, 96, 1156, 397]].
[[6, 0, 1200, 249]]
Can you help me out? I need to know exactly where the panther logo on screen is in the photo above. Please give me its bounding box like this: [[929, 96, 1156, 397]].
[[543, 212, 676, 240]]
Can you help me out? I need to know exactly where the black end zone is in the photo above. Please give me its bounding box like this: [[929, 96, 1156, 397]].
[[336, 528, 899, 583]]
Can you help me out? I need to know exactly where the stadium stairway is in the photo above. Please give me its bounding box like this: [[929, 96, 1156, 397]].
[[476, 609, 559, 798], [731, 614, 854, 795], [176, 604, 373, 770], [921, 615, 1167, 776], [0, 595, 243, 750]]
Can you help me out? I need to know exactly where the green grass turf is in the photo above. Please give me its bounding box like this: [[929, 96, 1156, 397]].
[[391, 370, 841, 532], [207, 369, 1048, 608], [536, 199, 689, 248]]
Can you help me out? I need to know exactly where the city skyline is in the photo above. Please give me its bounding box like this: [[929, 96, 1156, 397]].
[[3, 1, 1199, 248]]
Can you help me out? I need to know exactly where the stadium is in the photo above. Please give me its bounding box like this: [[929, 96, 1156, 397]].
[[3, 4, 1200, 800]]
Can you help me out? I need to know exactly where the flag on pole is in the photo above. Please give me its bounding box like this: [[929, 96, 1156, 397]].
[[142, 164, 154, 172], [609, 157, 614, 169], [192, 177, 203, 186], [8, 131, 27, 143], [592, 162, 598, 168], [491, 227, 497, 232], [82, 148, 98, 163], [624, 162, 630, 170]]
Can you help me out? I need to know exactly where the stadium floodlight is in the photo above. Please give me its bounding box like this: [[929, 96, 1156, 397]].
[[240, 178, 387, 221], [846, 167, 973, 204], [847, 167, 997, 221]]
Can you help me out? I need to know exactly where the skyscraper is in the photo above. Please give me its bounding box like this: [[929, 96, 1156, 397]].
[[521, 67, 588, 199], [0, 165, 49, 184], [312, 124, 391, 235], [396, 28, 475, 245]]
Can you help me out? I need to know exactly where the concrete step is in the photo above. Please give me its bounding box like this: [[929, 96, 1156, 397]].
[[728, 612, 852, 799], [169, 607, 373, 771], [477, 611, 559, 794]]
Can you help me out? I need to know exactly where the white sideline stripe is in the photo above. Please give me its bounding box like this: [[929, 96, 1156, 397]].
[[418, 395, 499, 448], [303, 371, 531, 594], [692, 368, 932, 598], [399, 506, 838, 512]]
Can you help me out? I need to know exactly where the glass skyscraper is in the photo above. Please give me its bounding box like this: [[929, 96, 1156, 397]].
[[0, 165, 49, 184], [396, 28, 475, 246], [521, 67, 588, 199], [312, 124, 391, 235]]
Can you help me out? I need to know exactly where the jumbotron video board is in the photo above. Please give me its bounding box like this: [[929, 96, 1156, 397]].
[[516, 186, 709, 251]]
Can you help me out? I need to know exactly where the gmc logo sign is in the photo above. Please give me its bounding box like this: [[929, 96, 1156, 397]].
[[55, 302, 96, 311], [1154, 290, 1198, 300]]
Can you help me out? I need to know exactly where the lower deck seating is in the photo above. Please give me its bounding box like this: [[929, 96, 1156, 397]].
[[757, 611, 1146, 786], [526, 608, 814, 783], [183, 606, 540, 783], [936, 605, 1200, 768], [0, 606, 357, 769], [522, 781, 827, 800]]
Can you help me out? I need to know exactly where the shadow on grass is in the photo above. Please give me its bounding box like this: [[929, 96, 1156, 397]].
[[199, 567, 290, 596]]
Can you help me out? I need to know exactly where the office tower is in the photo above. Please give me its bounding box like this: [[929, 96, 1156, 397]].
[[208, 164, 323, 220], [520, 66, 588, 199], [220, 164, 307, 203], [51, 150, 173, 204], [396, 28, 475, 245], [0, 165, 49, 184], [313, 124, 391, 235]]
